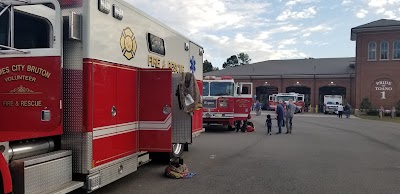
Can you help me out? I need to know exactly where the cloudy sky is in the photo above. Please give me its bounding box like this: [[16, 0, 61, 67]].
[[126, 0, 400, 69]]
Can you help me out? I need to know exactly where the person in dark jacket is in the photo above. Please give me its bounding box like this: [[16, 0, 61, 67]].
[[276, 100, 284, 134], [265, 114, 272, 135]]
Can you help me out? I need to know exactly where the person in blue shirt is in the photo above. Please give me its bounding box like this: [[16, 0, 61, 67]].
[[276, 100, 284, 134]]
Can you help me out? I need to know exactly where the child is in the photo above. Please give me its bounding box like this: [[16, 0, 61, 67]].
[[265, 114, 272, 135]]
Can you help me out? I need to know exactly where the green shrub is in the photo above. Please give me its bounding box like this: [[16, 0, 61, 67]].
[[360, 97, 372, 112], [366, 109, 379, 116]]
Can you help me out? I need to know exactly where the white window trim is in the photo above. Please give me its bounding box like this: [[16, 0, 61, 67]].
[[392, 40, 400, 60], [380, 41, 389, 61], [368, 41, 377, 61]]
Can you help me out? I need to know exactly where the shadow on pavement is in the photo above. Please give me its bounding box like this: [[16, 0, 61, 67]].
[[203, 125, 234, 133]]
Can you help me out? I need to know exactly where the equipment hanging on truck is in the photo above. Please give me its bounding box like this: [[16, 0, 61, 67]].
[[0, 0, 204, 193]]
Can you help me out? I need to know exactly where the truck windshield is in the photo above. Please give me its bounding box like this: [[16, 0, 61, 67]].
[[277, 96, 295, 101], [210, 82, 234, 96], [203, 82, 210, 96], [0, 4, 53, 50]]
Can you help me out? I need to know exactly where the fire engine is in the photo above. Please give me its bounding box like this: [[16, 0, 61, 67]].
[[202, 76, 253, 130], [0, 0, 204, 193], [268, 92, 305, 113]]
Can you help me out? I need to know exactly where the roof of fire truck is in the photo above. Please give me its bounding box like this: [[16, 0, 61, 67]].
[[275, 92, 301, 96], [204, 76, 234, 81]]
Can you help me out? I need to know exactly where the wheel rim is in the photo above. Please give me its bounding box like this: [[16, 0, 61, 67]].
[[172, 144, 182, 155]]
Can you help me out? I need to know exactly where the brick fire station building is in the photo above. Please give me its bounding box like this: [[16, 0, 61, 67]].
[[204, 19, 400, 112]]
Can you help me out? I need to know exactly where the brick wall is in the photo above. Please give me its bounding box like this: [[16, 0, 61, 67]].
[[235, 77, 355, 110], [355, 31, 400, 109]]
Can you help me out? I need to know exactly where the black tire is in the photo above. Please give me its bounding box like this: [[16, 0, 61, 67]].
[[149, 143, 184, 164], [171, 143, 184, 158], [0, 171, 4, 194], [227, 125, 235, 131]]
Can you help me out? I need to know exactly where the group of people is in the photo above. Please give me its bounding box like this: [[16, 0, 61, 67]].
[[265, 99, 296, 135], [336, 103, 352, 118]]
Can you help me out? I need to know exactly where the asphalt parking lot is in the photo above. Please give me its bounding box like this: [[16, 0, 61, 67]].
[[75, 112, 400, 194]]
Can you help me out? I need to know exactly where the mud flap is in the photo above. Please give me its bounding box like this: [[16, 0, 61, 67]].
[[0, 154, 12, 194], [138, 69, 172, 152]]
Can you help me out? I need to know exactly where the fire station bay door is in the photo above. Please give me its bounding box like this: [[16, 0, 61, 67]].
[[237, 82, 253, 98], [138, 69, 173, 152]]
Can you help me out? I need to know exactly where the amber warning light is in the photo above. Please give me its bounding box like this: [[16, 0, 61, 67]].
[[60, 0, 82, 7]]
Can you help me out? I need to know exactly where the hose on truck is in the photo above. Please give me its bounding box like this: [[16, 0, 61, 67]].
[[164, 162, 196, 179]]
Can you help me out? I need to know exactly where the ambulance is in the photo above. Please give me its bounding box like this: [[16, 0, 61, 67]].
[[0, 0, 203, 193]]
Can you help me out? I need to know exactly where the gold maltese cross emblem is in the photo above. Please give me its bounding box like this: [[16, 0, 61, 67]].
[[120, 27, 137, 60]]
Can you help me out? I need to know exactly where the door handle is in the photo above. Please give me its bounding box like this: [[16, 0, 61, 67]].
[[163, 105, 171, 115], [111, 106, 117, 117]]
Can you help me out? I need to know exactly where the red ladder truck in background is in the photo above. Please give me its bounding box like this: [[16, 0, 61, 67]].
[[0, 0, 204, 193], [202, 76, 253, 130]]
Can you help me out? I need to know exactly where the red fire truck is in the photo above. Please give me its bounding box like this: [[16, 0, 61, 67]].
[[268, 92, 305, 113], [202, 76, 253, 130], [0, 0, 204, 193]]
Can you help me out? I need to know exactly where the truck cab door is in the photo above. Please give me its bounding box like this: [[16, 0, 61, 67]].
[[234, 82, 253, 120], [138, 69, 172, 152], [297, 94, 305, 102], [0, 0, 63, 142], [237, 82, 253, 98], [268, 95, 274, 101]]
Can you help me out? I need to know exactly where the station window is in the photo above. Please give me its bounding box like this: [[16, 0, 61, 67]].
[[393, 40, 400, 60], [368, 41, 376, 61], [0, 5, 52, 50], [147, 33, 165, 55], [380, 41, 389, 60]]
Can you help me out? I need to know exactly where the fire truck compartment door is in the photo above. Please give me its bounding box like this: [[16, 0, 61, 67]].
[[237, 82, 253, 98], [138, 69, 172, 152]]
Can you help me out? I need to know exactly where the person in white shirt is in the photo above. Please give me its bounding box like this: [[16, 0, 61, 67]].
[[337, 104, 344, 118]]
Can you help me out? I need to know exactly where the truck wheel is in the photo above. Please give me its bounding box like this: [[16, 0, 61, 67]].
[[228, 125, 235, 131], [171, 143, 184, 158], [149, 143, 184, 164]]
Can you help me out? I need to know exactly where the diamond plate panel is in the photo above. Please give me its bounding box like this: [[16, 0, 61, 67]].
[[61, 132, 92, 173], [60, 5, 91, 174], [171, 74, 192, 143], [98, 155, 138, 189], [24, 156, 72, 194]]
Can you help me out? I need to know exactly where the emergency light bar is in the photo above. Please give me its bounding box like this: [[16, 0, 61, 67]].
[[61, 0, 82, 7], [204, 76, 233, 80], [98, 0, 111, 14], [113, 4, 123, 20]]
